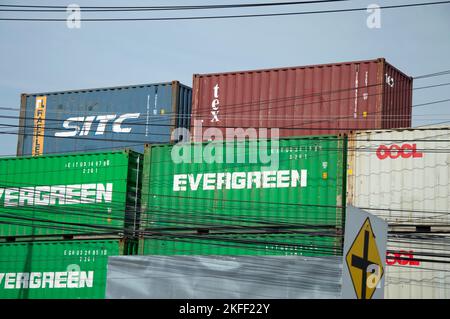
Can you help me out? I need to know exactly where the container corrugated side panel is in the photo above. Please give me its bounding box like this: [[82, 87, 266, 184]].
[[141, 135, 346, 256], [176, 83, 193, 134], [124, 151, 143, 237], [0, 150, 133, 238], [381, 61, 413, 129], [191, 59, 411, 141], [347, 128, 450, 226], [19, 82, 192, 156], [0, 239, 129, 299], [16, 94, 28, 157], [385, 236, 450, 299], [139, 233, 339, 256]]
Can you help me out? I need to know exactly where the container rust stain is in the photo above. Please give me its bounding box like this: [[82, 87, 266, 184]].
[[191, 58, 412, 141]]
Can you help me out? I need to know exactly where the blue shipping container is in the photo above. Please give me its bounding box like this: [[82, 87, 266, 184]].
[[17, 81, 192, 156]]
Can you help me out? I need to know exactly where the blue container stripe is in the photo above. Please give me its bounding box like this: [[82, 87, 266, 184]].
[[21, 82, 192, 156]]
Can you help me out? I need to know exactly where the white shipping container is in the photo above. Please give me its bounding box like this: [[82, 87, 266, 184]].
[[347, 127, 450, 298], [347, 127, 450, 226], [385, 235, 450, 298]]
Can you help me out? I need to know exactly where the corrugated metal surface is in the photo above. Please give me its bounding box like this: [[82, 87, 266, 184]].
[[347, 127, 450, 298], [141, 135, 346, 256], [0, 149, 142, 238], [385, 235, 450, 299], [382, 62, 412, 129], [139, 233, 338, 256], [0, 238, 136, 299], [106, 255, 342, 299], [347, 127, 450, 226], [17, 81, 192, 156], [191, 58, 412, 141]]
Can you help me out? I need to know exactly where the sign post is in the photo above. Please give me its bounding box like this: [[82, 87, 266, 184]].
[[341, 205, 388, 299]]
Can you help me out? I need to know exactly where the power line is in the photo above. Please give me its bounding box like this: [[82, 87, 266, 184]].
[[0, 178, 446, 228], [0, 1, 350, 12], [3, 134, 450, 180], [1, 69, 446, 121], [0, 1, 449, 21], [0, 85, 448, 139], [0, 110, 446, 240], [2, 127, 450, 160], [0, 205, 346, 243], [2, 80, 447, 135], [7, 67, 442, 115], [0, 174, 448, 235], [1, 212, 449, 261], [0, 196, 446, 256]]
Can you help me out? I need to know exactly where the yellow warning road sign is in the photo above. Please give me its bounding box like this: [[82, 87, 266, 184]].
[[345, 217, 384, 299]]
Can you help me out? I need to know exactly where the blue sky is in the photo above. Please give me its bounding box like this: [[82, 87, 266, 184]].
[[1, 0, 449, 156]]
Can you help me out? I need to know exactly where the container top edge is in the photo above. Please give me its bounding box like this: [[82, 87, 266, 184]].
[[383, 60, 413, 79], [0, 238, 124, 246], [145, 134, 344, 148], [22, 81, 191, 97], [193, 58, 388, 77], [0, 148, 143, 161], [351, 126, 450, 135]]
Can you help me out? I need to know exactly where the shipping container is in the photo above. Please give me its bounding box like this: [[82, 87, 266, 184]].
[[0, 238, 137, 299], [141, 135, 347, 256], [17, 81, 192, 156], [0, 149, 142, 239], [346, 127, 450, 298], [139, 233, 339, 256], [347, 127, 450, 227], [191, 58, 412, 141], [384, 235, 450, 299]]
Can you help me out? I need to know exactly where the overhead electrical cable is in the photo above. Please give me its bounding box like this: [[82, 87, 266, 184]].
[[3, 69, 448, 116], [0, 1, 351, 12], [0, 1, 449, 21]]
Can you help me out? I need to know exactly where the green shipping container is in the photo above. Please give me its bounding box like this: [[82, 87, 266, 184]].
[[0, 149, 142, 239], [141, 135, 347, 256], [139, 232, 339, 256], [0, 238, 137, 299]]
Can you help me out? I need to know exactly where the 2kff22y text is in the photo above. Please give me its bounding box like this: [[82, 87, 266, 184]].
[[179, 303, 270, 317]]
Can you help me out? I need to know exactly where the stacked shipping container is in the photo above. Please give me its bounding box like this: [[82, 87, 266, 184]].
[[0, 149, 142, 299], [191, 58, 412, 141], [17, 81, 192, 156], [347, 127, 450, 227], [4, 127, 449, 298], [0, 239, 137, 299], [140, 135, 347, 257], [0, 149, 142, 238], [8, 58, 446, 299], [10, 79, 192, 299], [385, 235, 450, 299], [347, 127, 450, 298]]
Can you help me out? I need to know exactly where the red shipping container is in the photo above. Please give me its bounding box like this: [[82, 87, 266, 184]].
[[191, 58, 412, 141]]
